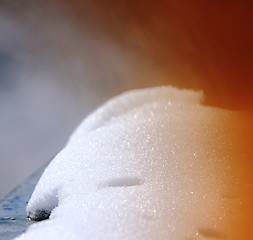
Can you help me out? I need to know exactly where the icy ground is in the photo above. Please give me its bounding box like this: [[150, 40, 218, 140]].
[[14, 86, 253, 240]]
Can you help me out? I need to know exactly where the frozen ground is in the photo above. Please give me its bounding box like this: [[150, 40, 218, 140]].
[[14, 87, 253, 239]]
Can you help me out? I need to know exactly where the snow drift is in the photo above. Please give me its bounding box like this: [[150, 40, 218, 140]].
[[15, 86, 253, 240]]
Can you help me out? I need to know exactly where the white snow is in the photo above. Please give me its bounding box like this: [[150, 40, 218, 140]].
[[14, 86, 253, 240]]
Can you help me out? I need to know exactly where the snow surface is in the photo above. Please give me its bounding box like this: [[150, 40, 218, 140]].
[[14, 86, 253, 240]]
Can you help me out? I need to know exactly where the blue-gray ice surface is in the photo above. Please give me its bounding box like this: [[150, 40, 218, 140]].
[[14, 86, 252, 240]]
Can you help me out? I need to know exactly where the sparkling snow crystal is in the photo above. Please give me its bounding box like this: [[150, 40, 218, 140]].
[[14, 86, 253, 240]]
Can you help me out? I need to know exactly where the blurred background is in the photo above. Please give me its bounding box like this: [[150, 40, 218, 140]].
[[0, 0, 253, 199]]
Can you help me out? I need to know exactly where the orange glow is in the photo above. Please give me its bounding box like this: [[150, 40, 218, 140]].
[[62, 0, 253, 110], [222, 112, 253, 239]]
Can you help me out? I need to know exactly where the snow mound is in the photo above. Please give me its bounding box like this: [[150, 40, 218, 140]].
[[15, 86, 253, 240]]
